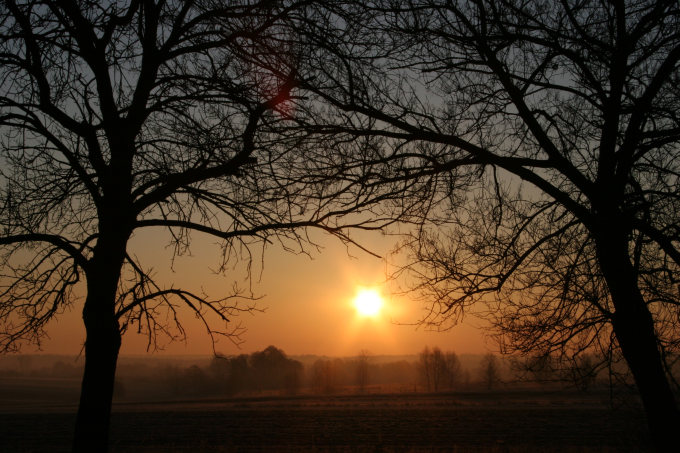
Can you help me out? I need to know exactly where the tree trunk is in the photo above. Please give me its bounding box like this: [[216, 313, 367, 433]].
[[72, 243, 125, 453], [72, 308, 121, 453], [596, 231, 680, 452]]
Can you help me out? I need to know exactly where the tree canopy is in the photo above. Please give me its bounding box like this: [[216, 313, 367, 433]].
[[295, 0, 680, 449], [0, 1, 406, 450]]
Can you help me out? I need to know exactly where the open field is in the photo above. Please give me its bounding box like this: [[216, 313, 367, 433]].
[[0, 379, 651, 452]]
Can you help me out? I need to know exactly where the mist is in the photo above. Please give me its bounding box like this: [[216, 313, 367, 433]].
[[0, 345, 632, 405]]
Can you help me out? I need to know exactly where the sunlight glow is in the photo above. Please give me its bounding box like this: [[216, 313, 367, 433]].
[[353, 288, 383, 317]]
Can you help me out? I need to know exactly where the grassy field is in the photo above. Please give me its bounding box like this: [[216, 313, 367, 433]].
[[0, 377, 651, 452]]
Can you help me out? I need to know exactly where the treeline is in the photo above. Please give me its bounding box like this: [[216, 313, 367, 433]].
[[508, 353, 609, 392], [113, 347, 611, 398], [418, 346, 468, 392], [307, 354, 418, 394], [118, 346, 450, 399], [133, 347, 422, 398], [113, 346, 304, 399], [210, 346, 303, 395], [115, 346, 492, 399], [1, 346, 638, 401], [0, 354, 83, 378]]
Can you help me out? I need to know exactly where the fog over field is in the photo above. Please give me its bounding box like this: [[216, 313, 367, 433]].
[[0, 346, 622, 404], [0, 348, 653, 452]]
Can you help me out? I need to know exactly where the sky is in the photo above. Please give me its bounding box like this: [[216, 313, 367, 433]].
[[37, 227, 490, 358]]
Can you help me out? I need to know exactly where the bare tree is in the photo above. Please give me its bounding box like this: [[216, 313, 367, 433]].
[[297, 0, 680, 448], [444, 350, 463, 390], [0, 1, 404, 451], [355, 349, 370, 393], [311, 358, 342, 394], [480, 353, 501, 390], [567, 354, 599, 392], [417, 346, 433, 391], [431, 346, 446, 391], [511, 354, 558, 384], [418, 346, 462, 391]]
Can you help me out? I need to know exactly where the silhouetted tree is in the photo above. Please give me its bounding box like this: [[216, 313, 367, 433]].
[[0, 1, 403, 451], [299, 1, 680, 447]]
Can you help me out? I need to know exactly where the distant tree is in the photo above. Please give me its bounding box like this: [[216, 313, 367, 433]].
[[374, 359, 418, 389], [299, 0, 680, 447], [283, 360, 303, 395], [355, 349, 370, 393], [0, 2, 402, 451], [16, 355, 32, 373], [462, 369, 471, 390], [512, 352, 603, 389], [480, 353, 501, 390], [181, 365, 210, 397], [418, 346, 462, 392], [249, 345, 303, 393], [511, 354, 557, 384], [208, 346, 302, 395], [418, 346, 433, 391], [566, 354, 600, 392], [311, 358, 341, 394], [208, 354, 232, 393], [225, 354, 250, 395], [250, 346, 286, 391], [430, 347, 445, 391], [444, 351, 463, 391]]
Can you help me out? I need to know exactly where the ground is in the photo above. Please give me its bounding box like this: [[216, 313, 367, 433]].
[[0, 377, 651, 452]]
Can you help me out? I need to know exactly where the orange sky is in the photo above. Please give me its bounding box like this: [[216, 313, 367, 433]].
[[37, 228, 489, 357]]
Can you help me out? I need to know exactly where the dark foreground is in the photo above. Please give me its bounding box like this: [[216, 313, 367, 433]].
[[0, 389, 651, 452]]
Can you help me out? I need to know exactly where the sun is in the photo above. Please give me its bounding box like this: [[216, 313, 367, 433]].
[[353, 288, 383, 317]]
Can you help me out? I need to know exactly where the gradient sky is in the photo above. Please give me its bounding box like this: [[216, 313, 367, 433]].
[[37, 227, 489, 357]]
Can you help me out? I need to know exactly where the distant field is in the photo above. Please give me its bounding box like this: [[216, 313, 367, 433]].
[[0, 378, 651, 452]]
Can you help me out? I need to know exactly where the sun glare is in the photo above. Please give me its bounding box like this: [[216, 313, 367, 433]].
[[353, 288, 383, 317]]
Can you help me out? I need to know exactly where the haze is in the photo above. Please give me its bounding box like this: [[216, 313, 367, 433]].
[[37, 228, 487, 358]]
